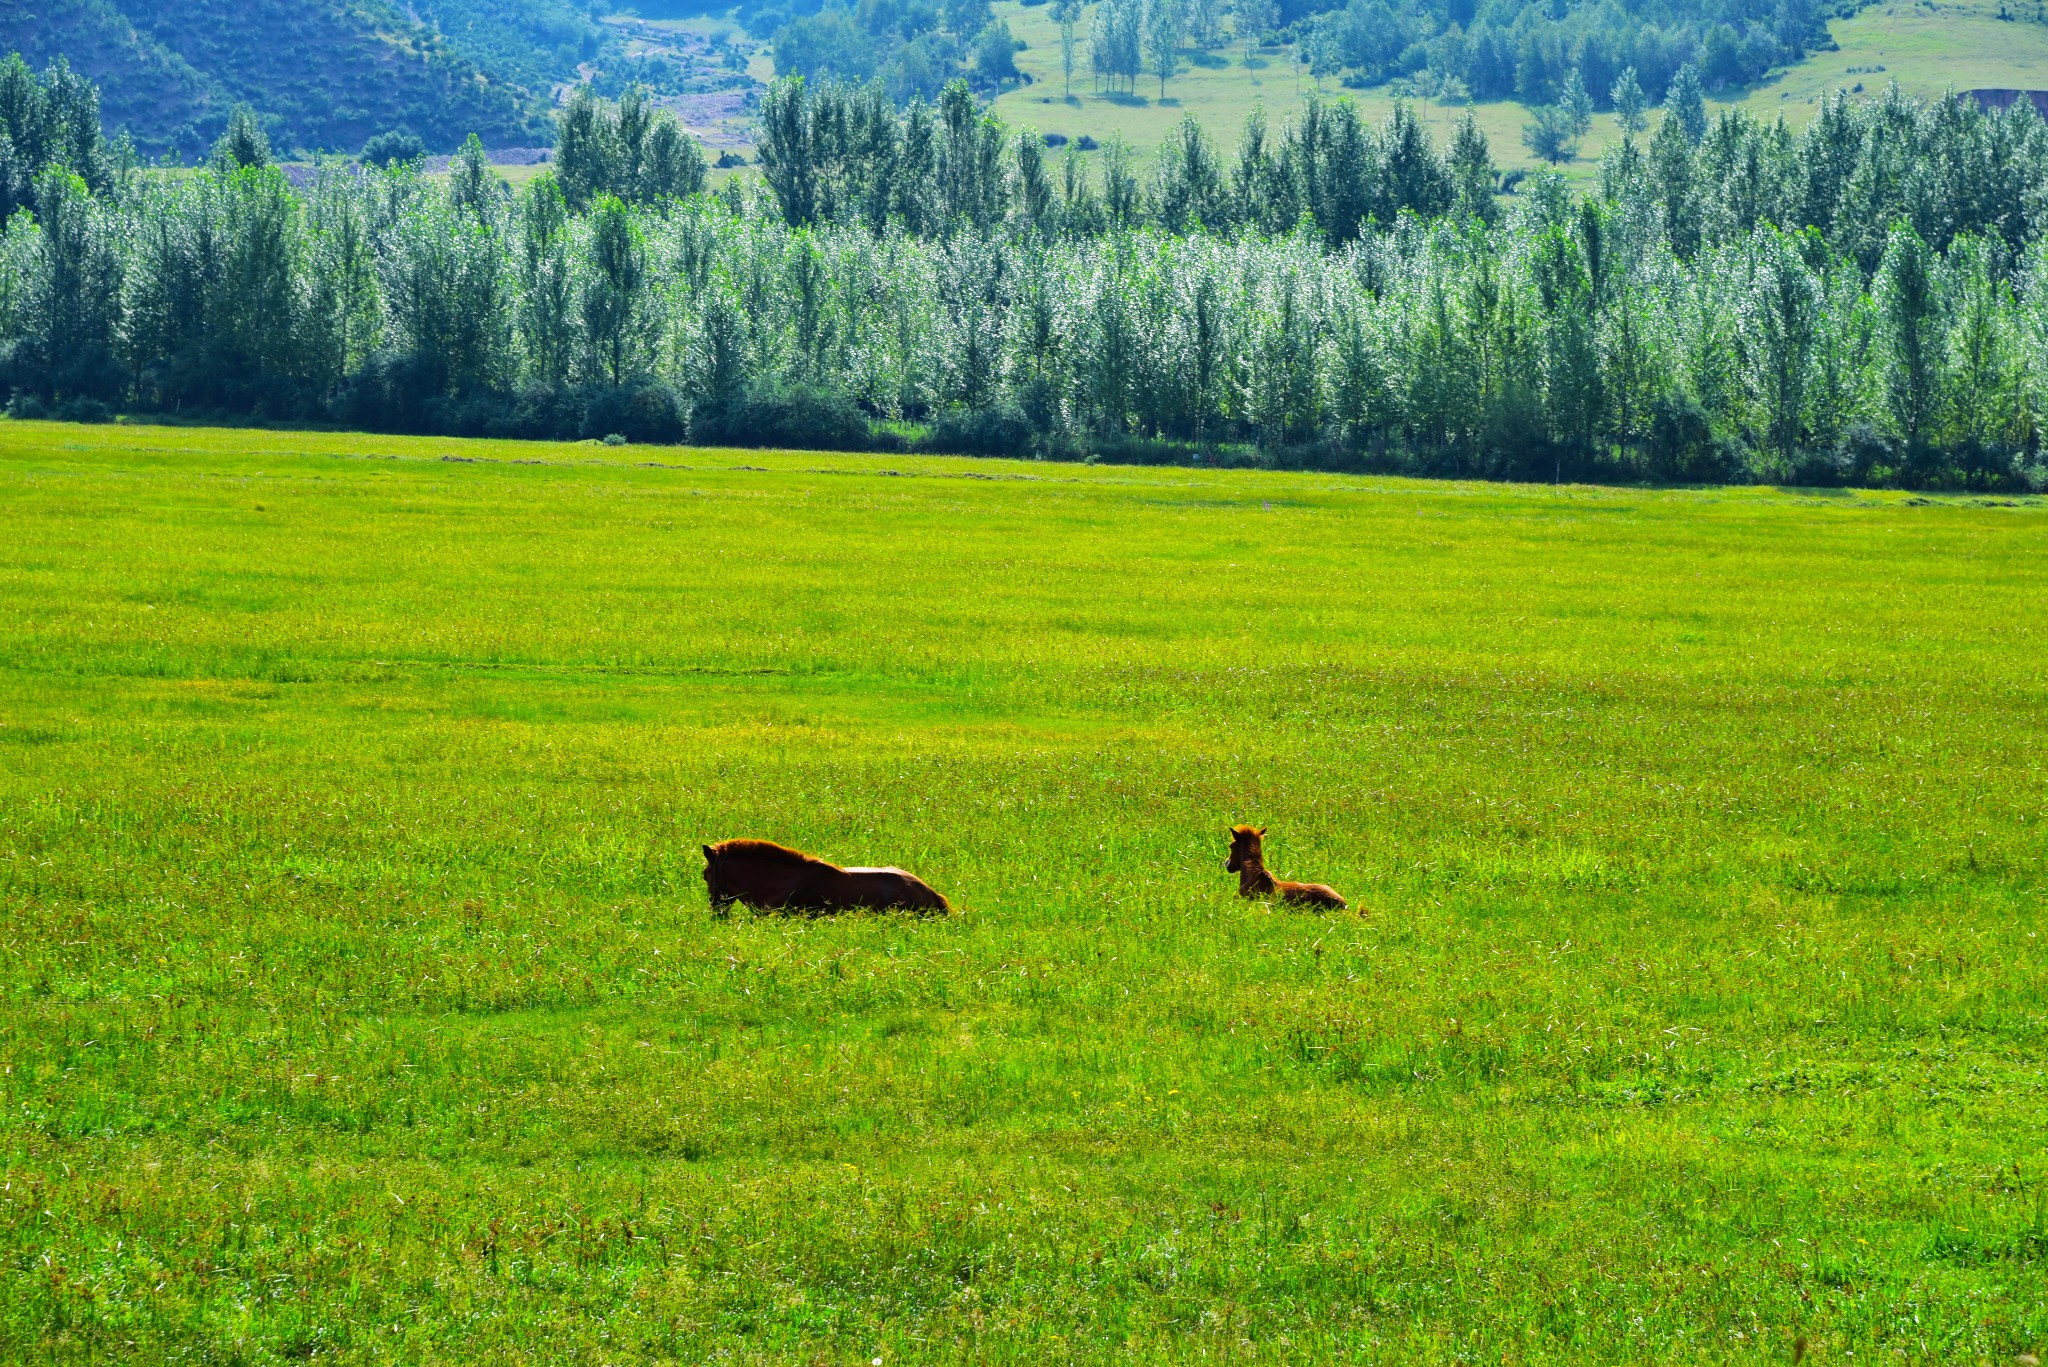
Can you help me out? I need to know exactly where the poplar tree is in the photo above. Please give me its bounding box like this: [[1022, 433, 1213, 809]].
[[1610, 68, 1648, 141], [1665, 63, 1708, 147], [1053, 0, 1083, 100], [1147, 0, 1185, 98]]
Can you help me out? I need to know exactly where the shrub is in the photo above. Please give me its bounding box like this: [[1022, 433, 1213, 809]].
[[922, 402, 1033, 456], [1835, 421, 1898, 486], [690, 383, 873, 451], [53, 397, 114, 424], [361, 130, 428, 168], [581, 380, 687, 445], [1644, 391, 1743, 483]]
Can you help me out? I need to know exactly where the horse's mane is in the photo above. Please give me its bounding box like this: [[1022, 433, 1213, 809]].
[[709, 839, 832, 868]]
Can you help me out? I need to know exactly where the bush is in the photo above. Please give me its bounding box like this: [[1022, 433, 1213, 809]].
[[1043, 132, 1068, 147], [581, 380, 687, 444], [6, 392, 47, 420], [361, 130, 428, 168], [53, 397, 114, 424], [1075, 134, 1098, 150], [1789, 443, 1854, 487], [1644, 391, 1743, 483], [922, 402, 1033, 456], [333, 352, 444, 433], [690, 383, 874, 451], [1835, 421, 1898, 486]]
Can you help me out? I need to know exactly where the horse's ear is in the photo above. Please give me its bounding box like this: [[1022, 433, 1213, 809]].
[[1256, 826, 1267, 836], [701, 844, 716, 861]]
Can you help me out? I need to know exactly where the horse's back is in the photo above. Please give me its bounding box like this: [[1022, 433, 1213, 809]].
[[839, 867, 950, 912], [706, 841, 948, 913]]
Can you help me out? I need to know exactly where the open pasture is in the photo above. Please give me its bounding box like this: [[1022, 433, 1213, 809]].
[[0, 421, 2043, 1363], [988, 0, 2048, 185]]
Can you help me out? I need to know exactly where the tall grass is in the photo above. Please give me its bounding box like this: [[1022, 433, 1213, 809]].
[[0, 419, 2042, 1363]]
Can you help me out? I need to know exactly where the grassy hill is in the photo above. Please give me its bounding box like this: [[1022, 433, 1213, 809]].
[[2, 0, 557, 158], [990, 0, 2048, 182], [1, 419, 2043, 1361]]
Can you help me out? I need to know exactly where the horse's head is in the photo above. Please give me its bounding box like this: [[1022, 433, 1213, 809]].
[[1226, 824, 1266, 872], [702, 843, 731, 913]]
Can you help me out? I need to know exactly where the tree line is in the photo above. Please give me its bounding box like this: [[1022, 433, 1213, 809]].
[[2, 59, 2046, 491], [1300, 0, 1839, 107]]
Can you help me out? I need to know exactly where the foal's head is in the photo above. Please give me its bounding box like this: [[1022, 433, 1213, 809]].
[[1225, 825, 1267, 873]]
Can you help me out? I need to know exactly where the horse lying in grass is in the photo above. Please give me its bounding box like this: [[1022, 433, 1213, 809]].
[[701, 839, 950, 916], [1226, 825, 1347, 910]]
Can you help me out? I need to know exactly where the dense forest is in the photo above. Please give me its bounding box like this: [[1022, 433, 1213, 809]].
[[4, 55, 2048, 490]]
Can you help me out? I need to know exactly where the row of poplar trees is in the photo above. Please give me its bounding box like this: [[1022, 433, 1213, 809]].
[[3, 60, 2048, 489]]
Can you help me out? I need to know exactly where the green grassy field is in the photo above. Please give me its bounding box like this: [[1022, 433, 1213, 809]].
[[2, 420, 2045, 1363], [987, 0, 2048, 183]]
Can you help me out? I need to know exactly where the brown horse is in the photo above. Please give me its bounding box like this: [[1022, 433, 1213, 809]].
[[701, 839, 950, 915], [1226, 825, 1347, 910]]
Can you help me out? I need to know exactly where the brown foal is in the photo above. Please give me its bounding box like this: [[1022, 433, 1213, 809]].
[[1225, 825, 1347, 910]]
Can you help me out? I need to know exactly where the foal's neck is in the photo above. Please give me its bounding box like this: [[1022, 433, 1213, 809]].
[[1236, 853, 1276, 894]]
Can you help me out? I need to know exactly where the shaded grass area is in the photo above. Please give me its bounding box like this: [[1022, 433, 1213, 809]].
[[0, 419, 2044, 1363]]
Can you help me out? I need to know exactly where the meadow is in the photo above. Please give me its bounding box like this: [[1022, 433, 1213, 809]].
[[984, 0, 2048, 182], [0, 419, 2044, 1363]]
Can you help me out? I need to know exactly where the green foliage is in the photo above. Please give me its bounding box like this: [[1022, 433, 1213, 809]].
[[1052, 0, 1082, 96], [0, 55, 112, 219], [554, 86, 707, 213], [2, 0, 546, 159], [975, 18, 1023, 85], [1610, 65, 1649, 139], [0, 423, 2045, 1360], [7, 67, 2048, 491], [359, 128, 427, 169], [1217, 0, 1837, 101], [407, 0, 603, 104], [1144, 0, 1183, 96], [1091, 0, 1144, 94], [206, 103, 268, 172], [770, 0, 1005, 105], [1521, 102, 1577, 164], [1558, 66, 1594, 140], [1665, 60, 1709, 146]]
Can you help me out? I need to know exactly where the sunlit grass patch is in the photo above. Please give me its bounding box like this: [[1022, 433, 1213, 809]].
[[0, 420, 2043, 1363]]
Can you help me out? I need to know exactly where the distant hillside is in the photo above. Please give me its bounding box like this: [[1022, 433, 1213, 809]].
[[2, 0, 554, 158]]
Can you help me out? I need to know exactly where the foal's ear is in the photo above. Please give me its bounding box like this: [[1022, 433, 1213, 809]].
[[1256, 826, 1267, 836], [701, 844, 716, 861]]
